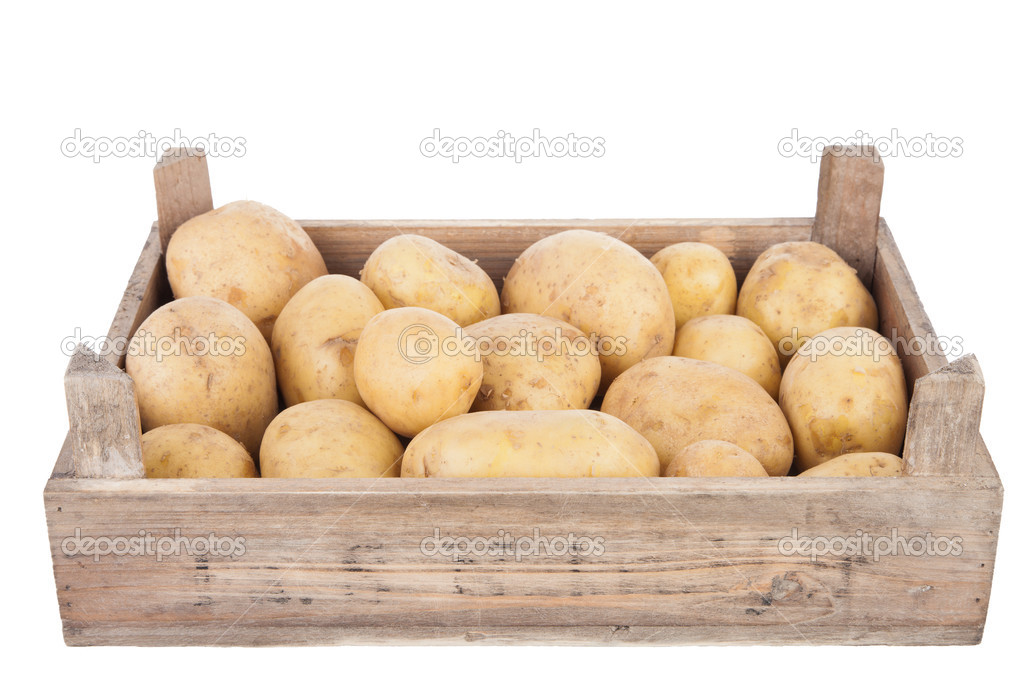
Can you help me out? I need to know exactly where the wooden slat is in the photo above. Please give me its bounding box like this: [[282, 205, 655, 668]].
[[105, 225, 169, 369], [154, 148, 213, 252]]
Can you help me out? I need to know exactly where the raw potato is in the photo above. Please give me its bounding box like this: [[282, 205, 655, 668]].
[[126, 296, 278, 457], [141, 424, 257, 479], [465, 313, 601, 411], [672, 314, 782, 399], [166, 200, 328, 341], [798, 451, 904, 478], [664, 440, 768, 478], [601, 356, 793, 476], [360, 234, 500, 327], [501, 229, 675, 389], [271, 275, 384, 408], [780, 327, 908, 473], [354, 306, 483, 437], [736, 241, 878, 364], [260, 399, 403, 478], [651, 242, 737, 329], [401, 410, 659, 478]]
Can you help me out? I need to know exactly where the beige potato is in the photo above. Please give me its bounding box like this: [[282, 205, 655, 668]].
[[651, 242, 737, 329], [354, 307, 483, 437], [601, 356, 793, 476], [664, 440, 769, 478], [360, 234, 500, 327], [798, 451, 904, 478], [260, 399, 403, 478], [501, 229, 675, 390], [736, 241, 878, 364], [271, 275, 385, 408], [126, 296, 278, 457], [401, 410, 659, 478], [672, 314, 782, 399], [166, 200, 328, 341], [141, 424, 257, 478], [465, 313, 601, 411], [780, 327, 908, 473]]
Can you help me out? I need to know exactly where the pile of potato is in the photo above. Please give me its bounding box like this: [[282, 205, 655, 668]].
[[127, 201, 908, 480]]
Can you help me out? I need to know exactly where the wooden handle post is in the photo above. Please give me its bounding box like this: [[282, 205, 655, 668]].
[[154, 147, 213, 252]]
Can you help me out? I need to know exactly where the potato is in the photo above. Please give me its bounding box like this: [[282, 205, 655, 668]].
[[779, 327, 908, 473], [260, 399, 403, 478], [141, 423, 257, 478], [126, 296, 278, 457], [271, 275, 384, 408], [501, 229, 675, 389], [601, 356, 793, 476], [672, 314, 781, 399], [465, 313, 601, 411], [166, 200, 328, 341], [354, 306, 483, 437], [798, 451, 904, 478], [664, 440, 768, 478], [401, 410, 659, 477], [736, 241, 878, 364], [360, 234, 500, 327], [651, 242, 737, 329]]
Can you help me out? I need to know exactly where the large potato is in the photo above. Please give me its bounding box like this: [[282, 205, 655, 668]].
[[501, 229, 675, 389], [798, 451, 904, 478], [166, 200, 328, 341], [780, 327, 908, 473], [401, 410, 659, 477], [354, 307, 483, 437], [260, 399, 403, 478], [601, 356, 793, 476], [664, 440, 768, 478], [672, 314, 781, 399], [465, 313, 601, 411], [360, 234, 500, 327], [271, 275, 384, 407], [736, 241, 878, 364], [651, 242, 737, 329], [126, 296, 278, 457], [141, 423, 257, 478]]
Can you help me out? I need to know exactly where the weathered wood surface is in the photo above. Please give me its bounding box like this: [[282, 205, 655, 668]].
[[154, 147, 213, 252]]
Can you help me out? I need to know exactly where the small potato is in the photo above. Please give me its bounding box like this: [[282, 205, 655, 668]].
[[664, 440, 768, 478], [360, 235, 500, 327], [166, 201, 328, 341], [260, 399, 403, 478], [798, 452, 904, 478], [780, 327, 908, 473], [271, 275, 384, 408], [736, 241, 878, 364], [651, 242, 737, 329], [141, 424, 257, 478], [465, 313, 601, 411], [401, 410, 659, 478], [672, 314, 782, 399], [354, 307, 483, 437]]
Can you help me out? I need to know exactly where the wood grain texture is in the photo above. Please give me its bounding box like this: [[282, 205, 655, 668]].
[[154, 148, 213, 252], [106, 225, 168, 369]]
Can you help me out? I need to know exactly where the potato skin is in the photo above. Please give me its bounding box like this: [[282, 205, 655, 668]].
[[465, 313, 601, 411], [141, 424, 257, 478], [126, 296, 278, 457], [780, 327, 908, 473], [260, 399, 403, 478], [501, 230, 675, 390], [354, 306, 483, 437], [271, 275, 384, 408], [401, 410, 659, 478], [664, 440, 769, 478], [166, 200, 328, 341], [736, 241, 878, 364], [672, 314, 782, 399], [651, 242, 737, 329], [601, 356, 793, 476], [798, 451, 904, 478], [360, 235, 500, 327]]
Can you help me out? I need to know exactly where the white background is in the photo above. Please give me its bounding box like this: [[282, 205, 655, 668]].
[[2, 1, 1019, 688]]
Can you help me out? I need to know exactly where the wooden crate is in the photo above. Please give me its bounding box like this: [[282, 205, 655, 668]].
[[44, 147, 1002, 646]]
